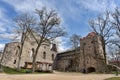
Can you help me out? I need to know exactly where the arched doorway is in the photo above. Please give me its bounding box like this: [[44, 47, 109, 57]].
[[87, 67, 96, 73]]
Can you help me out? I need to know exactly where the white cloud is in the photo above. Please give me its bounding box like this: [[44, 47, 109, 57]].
[[1, 0, 119, 52], [0, 44, 5, 51], [3, 0, 82, 22], [54, 37, 69, 52], [75, 0, 117, 13], [0, 7, 8, 32], [2, 0, 71, 52], [0, 1, 23, 44], [0, 6, 14, 33], [0, 7, 6, 19], [0, 33, 16, 39], [3, 0, 54, 13]]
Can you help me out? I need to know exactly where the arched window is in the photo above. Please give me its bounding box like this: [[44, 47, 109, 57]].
[[14, 60, 16, 64], [43, 52, 46, 59], [16, 46, 20, 55], [52, 54, 54, 60], [30, 48, 34, 58]]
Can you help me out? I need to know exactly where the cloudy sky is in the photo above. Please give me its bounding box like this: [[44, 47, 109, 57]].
[[0, 0, 119, 52]]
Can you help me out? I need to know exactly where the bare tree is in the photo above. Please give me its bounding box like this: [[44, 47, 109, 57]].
[[111, 8, 120, 48], [14, 13, 36, 70], [70, 34, 81, 49], [31, 8, 66, 72], [108, 44, 120, 67], [0, 49, 5, 71], [70, 34, 81, 71], [89, 11, 113, 64]]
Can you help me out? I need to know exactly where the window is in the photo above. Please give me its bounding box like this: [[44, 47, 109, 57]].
[[30, 48, 34, 58], [16, 46, 20, 55], [91, 41, 94, 44], [44, 46, 46, 49], [83, 42, 86, 46], [43, 52, 46, 59], [14, 60, 16, 64], [52, 54, 54, 60]]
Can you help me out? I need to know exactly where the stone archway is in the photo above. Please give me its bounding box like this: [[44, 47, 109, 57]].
[[87, 67, 96, 73]]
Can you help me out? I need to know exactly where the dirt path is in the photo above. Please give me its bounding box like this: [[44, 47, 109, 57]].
[[0, 72, 119, 80]]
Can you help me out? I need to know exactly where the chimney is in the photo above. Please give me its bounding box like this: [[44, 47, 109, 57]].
[[51, 44, 57, 52]]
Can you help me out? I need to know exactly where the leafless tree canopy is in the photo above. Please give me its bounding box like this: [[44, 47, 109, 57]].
[[89, 11, 114, 70], [31, 7, 66, 72], [70, 34, 81, 71], [111, 8, 120, 49], [89, 11, 113, 44], [14, 13, 36, 36], [14, 13, 36, 70], [70, 34, 81, 49], [33, 8, 65, 43], [112, 8, 120, 37]]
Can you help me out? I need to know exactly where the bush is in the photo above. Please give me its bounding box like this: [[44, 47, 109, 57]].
[[26, 69, 32, 73], [107, 65, 116, 72], [0, 69, 3, 73]]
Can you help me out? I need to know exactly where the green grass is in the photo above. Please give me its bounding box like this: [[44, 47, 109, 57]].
[[104, 77, 120, 80], [3, 66, 27, 74], [2, 66, 52, 74]]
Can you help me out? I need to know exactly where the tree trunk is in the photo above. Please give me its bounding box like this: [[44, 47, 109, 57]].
[[32, 44, 40, 72], [101, 37, 108, 72], [17, 42, 24, 71], [0, 52, 5, 70]]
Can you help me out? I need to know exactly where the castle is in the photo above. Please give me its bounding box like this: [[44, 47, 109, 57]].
[[54, 32, 105, 73], [0, 34, 57, 71], [0, 32, 105, 72]]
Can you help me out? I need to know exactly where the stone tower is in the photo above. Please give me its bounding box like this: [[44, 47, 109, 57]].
[[79, 32, 105, 72], [51, 44, 57, 52]]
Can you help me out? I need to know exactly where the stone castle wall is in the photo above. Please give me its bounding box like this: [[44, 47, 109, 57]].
[[1, 32, 106, 72], [55, 32, 105, 72], [1, 35, 57, 70], [54, 50, 77, 71], [1, 42, 20, 68], [79, 32, 105, 72]]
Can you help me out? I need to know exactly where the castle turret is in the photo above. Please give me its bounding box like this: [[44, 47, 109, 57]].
[[79, 32, 105, 73], [51, 44, 57, 52]]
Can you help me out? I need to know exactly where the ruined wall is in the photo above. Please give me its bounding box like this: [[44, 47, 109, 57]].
[[1, 42, 20, 68], [55, 32, 105, 72], [0, 52, 3, 62], [79, 32, 105, 72], [19, 39, 57, 67], [54, 49, 80, 71], [2, 35, 57, 69]]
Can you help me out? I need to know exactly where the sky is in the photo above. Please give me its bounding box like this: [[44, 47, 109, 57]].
[[0, 0, 120, 52]]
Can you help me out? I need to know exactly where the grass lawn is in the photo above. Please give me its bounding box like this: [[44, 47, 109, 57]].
[[3, 66, 29, 74], [104, 77, 120, 80], [1, 66, 52, 74]]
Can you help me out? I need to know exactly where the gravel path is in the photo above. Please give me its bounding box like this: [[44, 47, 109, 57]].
[[0, 72, 119, 80]]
